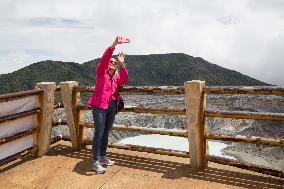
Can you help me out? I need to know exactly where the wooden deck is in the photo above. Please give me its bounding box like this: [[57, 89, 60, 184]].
[[0, 141, 283, 189]]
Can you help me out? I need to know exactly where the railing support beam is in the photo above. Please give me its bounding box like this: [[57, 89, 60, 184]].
[[185, 80, 207, 169], [60, 81, 83, 150], [35, 82, 56, 156]]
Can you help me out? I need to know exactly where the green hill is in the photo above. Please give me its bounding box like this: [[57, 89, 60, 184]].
[[0, 53, 268, 94]]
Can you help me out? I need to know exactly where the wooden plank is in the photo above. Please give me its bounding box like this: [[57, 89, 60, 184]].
[[73, 85, 284, 95], [80, 122, 188, 137], [77, 104, 186, 115], [0, 128, 36, 145], [122, 107, 186, 115], [206, 133, 284, 147], [73, 86, 185, 94], [205, 110, 284, 121], [73, 86, 94, 92], [119, 86, 185, 94], [0, 108, 41, 124], [205, 86, 284, 95], [0, 89, 43, 103], [82, 139, 190, 158]]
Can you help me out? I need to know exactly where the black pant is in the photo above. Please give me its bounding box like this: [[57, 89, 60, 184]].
[[92, 100, 117, 161]]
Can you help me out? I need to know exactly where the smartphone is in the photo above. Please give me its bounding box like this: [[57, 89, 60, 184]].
[[120, 37, 130, 43]]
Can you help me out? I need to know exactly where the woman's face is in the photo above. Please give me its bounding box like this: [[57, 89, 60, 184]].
[[109, 58, 118, 71]]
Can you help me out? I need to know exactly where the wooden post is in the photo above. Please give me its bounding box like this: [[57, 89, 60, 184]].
[[59, 81, 82, 150], [184, 80, 207, 169], [35, 82, 56, 156]]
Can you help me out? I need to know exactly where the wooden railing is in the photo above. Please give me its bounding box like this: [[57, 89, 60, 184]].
[[1, 81, 283, 178], [57, 83, 189, 157], [0, 90, 42, 166], [0, 89, 43, 103], [55, 81, 283, 178], [0, 83, 57, 166], [204, 85, 284, 177]]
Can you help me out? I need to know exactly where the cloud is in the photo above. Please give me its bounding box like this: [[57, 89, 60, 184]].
[[27, 17, 83, 28], [217, 16, 238, 25], [0, 0, 283, 85], [0, 49, 58, 74]]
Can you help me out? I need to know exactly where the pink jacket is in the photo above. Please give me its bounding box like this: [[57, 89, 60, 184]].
[[87, 46, 129, 109]]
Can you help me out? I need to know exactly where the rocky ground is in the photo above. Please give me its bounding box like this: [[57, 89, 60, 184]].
[[52, 93, 284, 171]]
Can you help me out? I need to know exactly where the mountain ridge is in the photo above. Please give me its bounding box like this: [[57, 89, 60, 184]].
[[0, 53, 269, 94]]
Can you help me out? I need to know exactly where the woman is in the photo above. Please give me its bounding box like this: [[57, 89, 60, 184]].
[[87, 36, 129, 174]]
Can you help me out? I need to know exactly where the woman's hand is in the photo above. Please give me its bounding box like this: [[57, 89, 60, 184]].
[[117, 52, 125, 67], [111, 36, 123, 49]]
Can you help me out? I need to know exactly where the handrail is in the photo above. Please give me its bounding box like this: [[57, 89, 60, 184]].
[[77, 104, 186, 115], [206, 133, 284, 147], [81, 122, 188, 138], [75, 85, 284, 95], [205, 110, 284, 121], [73, 85, 185, 94], [122, 107, 186, 115], [0, 108, 41, 124], [120, 86, 185, 94], [205, 86, 284, 95], [73, 86, 94, 92], [0, 89, 43, 103]]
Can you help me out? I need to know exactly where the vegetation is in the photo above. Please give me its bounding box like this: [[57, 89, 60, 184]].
[[0, 53, 269, 95]]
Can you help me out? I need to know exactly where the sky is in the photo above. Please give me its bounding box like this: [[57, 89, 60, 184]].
[[0, 0, 283, 85]]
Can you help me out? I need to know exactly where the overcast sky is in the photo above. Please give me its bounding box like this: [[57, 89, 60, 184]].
[[0, 0, 283, 85]]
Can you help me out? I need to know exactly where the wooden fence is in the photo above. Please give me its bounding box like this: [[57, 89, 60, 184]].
[[54, 81, 283, 178], [1, 81, 283, 178], [0, 82, 57, 166]]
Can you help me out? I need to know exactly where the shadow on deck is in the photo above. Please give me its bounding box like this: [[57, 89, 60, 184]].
[[1, 142, 283, 189], [46, 144, 284, 188]]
